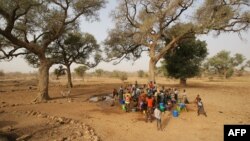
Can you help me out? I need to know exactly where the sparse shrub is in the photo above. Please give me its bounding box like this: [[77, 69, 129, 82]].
[[119, 72, 128, 82], [137, 70, 144, 78]]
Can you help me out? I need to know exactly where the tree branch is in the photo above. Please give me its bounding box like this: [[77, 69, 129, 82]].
[[124, 0, 140, 28], [155, 35, 182, 62], [163, 0, 193, 29], [0, 29, 39, 54], [0, 47, 28, 60]]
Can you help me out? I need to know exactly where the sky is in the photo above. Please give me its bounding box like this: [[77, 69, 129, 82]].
[[0, 1, 250, 73]]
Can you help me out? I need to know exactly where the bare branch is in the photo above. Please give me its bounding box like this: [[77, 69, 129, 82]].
[[141, 2, 154, 14], [33, 32, 50, 43], [155, 35, 182, 62], [51, 0, 67, 10], [0, 7, 10, 19], [0, 29, 39, 54], [0, 47, 28, 60], [163, 0, 194, 29], [124, 0, 140, 28]]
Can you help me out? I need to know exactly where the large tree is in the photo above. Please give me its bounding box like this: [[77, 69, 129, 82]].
[[0, 0, 105, 102], [56, 32, 100, 88], [25, 32, 100, 88], [104, 0, 249, 82], [162, 36, 208, 85]]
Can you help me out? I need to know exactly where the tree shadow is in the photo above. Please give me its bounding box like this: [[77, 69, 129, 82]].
[[0, 120, 19, 141], [0, 121, 17, 129], [162, 115, 171, 130], [0, 132, 18, 141]]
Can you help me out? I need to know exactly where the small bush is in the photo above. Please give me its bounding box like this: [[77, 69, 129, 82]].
[[119, 72, 128, 82]]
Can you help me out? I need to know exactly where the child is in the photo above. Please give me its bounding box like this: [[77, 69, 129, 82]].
[[113, 88, 118, 100], [145, 95, 154, 122], [197, 98, 207, 117], [154, 106, 162, 131]]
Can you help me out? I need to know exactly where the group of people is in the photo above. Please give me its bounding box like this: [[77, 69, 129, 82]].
[[112, 80, 203, 130]]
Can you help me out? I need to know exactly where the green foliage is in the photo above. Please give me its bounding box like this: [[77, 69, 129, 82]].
[[111, 70, 120, 78], [162, 36, 208, 81], [246, 60, 250, 68], [231, 53, 245, 67], [104, 0, 248, 81], [104, 0, 249, 63], [137, 70, 145, 78], [25, 32, 101, 68], [74, 66, 88, 78], [95, 69, 104, 77], [119, 72, 128, 82], [204, 51, 247, 78], [226, 67, 234, 78], [53, 65, 66, 80], [111, 70, 128, 81]]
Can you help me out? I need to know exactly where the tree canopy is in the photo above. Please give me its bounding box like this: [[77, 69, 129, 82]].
[[162, 36, 208, 85], [25, 31, 101, 88], [0, 0, 106, 102], [203, 51, 248, 78], [104, 0, 249, 81], [74, 65, 88, 79], [53, 65, 66, 80]]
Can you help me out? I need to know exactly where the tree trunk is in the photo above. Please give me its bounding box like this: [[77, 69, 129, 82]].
[[149, 58, 156, 82], [180, 78, 187, 85], [148, 43, 156, 82], [34, 59, 50, 102], [66, 65, 73, 88]]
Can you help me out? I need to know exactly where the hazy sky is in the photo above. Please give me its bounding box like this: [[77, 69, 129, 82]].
[[0, 1, 250, 73]]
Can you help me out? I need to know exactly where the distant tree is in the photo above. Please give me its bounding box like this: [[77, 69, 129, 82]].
[[95, 69, 104, 77], [0, 0, 106, 102], [162, 36, 208, 85], [53, 32, 100, 88], [53, 65, 66, 80], [74, 66, 88, 81], [232, 53, 245, 67], [204, 51, 246, 78], [104, 0, 249, 82], [246, 60, 250, 68], [111, 70, 120, 78], [232, 53, 246, 76], [137, 70, 145, 78], [120, 72, 128, 82]]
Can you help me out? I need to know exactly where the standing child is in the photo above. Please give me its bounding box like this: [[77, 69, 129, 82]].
[[145, 95, 154, 122], [118, 86, 124, 104], [174, 88, 179, 103], [154, 106, 162, 131], [113, 88, 118, 100], [197, 98, 207, 117]]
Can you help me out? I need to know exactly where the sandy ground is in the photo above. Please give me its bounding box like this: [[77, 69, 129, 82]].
[[0, 76, 250, 141]]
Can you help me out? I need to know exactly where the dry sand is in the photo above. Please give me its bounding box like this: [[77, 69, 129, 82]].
[[0, 76, 250, 141]]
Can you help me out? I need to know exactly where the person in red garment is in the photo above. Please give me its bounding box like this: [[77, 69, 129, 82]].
[[145, 95, 154, 122]]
